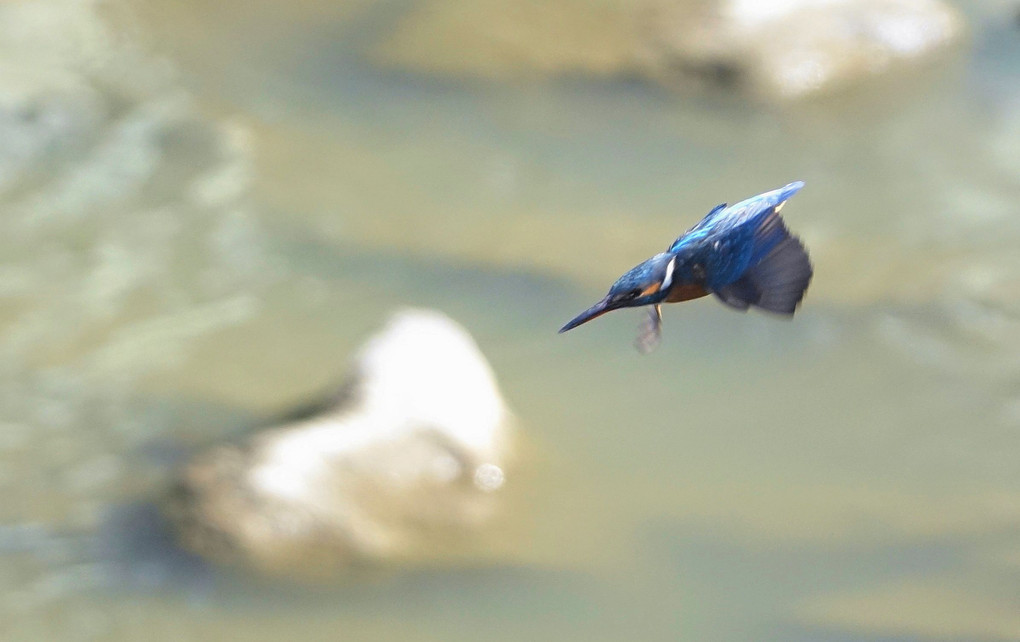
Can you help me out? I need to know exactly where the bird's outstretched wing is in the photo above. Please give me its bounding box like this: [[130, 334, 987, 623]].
[[670, 181, 805, 253], [706, 181, 804, 235], [713, 213, 812, 315]]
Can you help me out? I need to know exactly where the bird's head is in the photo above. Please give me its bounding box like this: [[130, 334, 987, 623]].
[[559, 252, 677, 333]]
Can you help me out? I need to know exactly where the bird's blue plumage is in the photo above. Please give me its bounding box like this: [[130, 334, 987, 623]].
[[708, 181, 802, 232], [667, 181, 806, 289], [559, 181, 812, 346], [668, 181, 804, 252]]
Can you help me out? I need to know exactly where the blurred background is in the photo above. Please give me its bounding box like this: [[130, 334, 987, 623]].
[[2, 0, 1020, 639]]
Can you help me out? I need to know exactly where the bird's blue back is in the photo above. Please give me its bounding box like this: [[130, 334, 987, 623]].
[[667, 181, 805, 288], [669, 181, 804, 249]]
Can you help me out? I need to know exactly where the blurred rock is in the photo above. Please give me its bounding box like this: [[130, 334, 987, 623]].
[[372, 0, 965, 101], [166, 310, 516, 578], [645, 0, 965, 100]]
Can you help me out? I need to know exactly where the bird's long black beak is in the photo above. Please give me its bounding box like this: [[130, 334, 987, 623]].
[[559, 295, 615, 333]]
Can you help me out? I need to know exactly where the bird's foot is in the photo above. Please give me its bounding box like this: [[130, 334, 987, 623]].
[[634, 305, 662, 354]]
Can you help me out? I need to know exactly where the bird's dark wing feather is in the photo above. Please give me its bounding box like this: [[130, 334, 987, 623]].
[[714, 231, 812, 315], [714, 279, 755, 310]]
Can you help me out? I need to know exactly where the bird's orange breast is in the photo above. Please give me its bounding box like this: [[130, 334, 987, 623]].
[[665, 283, 709, 303]]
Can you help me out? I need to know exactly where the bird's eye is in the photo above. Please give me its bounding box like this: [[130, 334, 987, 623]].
[[628, 289, 642, 299]]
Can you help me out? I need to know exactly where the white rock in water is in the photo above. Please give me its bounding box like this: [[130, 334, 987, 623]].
[[167, 309, 516, 578], [644, 0, 965, 100]]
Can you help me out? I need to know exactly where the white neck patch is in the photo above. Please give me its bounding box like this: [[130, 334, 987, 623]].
[[661, 256, 676, 292]]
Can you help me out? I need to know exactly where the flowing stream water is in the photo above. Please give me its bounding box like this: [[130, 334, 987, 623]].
[[2, 1, 1020, 640]]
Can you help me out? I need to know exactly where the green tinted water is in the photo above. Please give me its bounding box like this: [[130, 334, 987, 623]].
[[2, 1, 1020, 640]]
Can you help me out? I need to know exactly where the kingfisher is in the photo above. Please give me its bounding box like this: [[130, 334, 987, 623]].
[[559, 181, 813, 352]]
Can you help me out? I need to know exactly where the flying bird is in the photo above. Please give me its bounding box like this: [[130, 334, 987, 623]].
[[559, 181, 813, 352]]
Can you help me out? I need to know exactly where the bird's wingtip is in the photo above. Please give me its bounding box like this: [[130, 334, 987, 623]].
[[774, 180, 805, 203]]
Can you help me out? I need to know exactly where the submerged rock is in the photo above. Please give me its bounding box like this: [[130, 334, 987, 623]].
[[167, 310, 516, 578], [372, 0, 964, 101]]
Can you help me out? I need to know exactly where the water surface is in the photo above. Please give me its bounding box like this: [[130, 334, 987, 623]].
[[2, 1, 1020, 640]]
